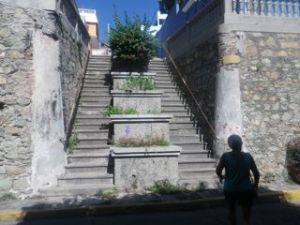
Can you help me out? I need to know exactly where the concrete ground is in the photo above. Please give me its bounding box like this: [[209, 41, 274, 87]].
[[1, 201, 300, 225]]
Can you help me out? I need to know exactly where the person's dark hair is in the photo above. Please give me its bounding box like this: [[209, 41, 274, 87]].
[[228, 134, 243, 151]]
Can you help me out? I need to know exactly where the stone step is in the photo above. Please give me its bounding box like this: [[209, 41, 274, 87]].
[[76, 137, 108, 146], [67, 153, 109, 164], [65, 163, 109, 175], [170, 122, 194, 129], [75, 122, 109, 130], [162, 97, 182, 103], [84, 73, 110, 77], [170, 128, 197, 135], [76, 116, 110, 124], [88, 60, 111, 63], [172, 143, 203, 151], [83, 81, 110, 86], [87, 64, 110, 67], [77, 104, 108, 109], [155, 77, 172, 82], [84, 76, 107, 80], [83, 83, 109, 88], [156, 80, 175, 85], [148, 67, 169, 71], [58, 173, 113, 186], [89, 57, 111, 63], [82, 87, 110, 92], [80, 93, 110, 97], [86, 68, 110, 71], [85, 71, 110, 79], [156, 86, 177, 90], [170, 135, 199, 143], [179, 159, 216, 170], [79, 101, 110, 107], [79, 99, 111, 105], [171, 116, 192, 123], [179, 150, 210, 160], [162, 109, 187, 115], [77, 105, 108, 115], [179, 168, 216, 179], [162, 105, 186, 111], [71, 148, 110, 155], [81, 90, 110, 94], [153, 74, 172, 78], [75, 127, 109, 133], [84, 81, 109, 86]]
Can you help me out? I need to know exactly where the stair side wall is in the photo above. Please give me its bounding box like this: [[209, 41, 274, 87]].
[[165, 17, 300, 180], [0, 1, 89, 197]]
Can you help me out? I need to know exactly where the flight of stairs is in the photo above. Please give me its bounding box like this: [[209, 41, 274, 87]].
[[43, 56, 216, 196], [44, 56, 114, 196], [148, 59, 217, 189]]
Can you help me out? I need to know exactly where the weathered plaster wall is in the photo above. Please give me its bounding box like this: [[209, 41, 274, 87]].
[[238, 32, 300, 179], [0, 2, 89, 197]]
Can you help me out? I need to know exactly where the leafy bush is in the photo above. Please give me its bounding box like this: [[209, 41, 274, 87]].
[[147, 180, 183, 195], [121, 75, 155, 91], [68, 133, 79, 152], [105, 106, 138, 116], [109, 13, 158, 72]]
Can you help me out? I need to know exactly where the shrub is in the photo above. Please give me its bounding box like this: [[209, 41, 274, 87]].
[[105, 106, 138, 116], [121, 75, 155, 91], [68, 133, 79, 152], [116, 135, 169, 147], [109, 12, 158, 72], [147, 180, 183, 195]]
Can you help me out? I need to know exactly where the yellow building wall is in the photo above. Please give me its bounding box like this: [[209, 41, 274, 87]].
[[87, 23, 98, 37]]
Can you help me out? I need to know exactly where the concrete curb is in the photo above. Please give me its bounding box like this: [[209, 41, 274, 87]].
[[0, 190, 300, 221]]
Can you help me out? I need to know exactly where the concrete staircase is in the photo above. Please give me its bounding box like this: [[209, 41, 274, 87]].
[[148, 59, 217, 189], [43, 56, 114, 196], [42, 56, 216, 196]]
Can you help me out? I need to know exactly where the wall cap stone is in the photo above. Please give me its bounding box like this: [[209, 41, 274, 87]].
[[110, 145, 182, 158]]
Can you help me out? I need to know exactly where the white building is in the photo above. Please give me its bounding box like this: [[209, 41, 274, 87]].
[[79, 8, 100, 49], [150, 11, 167, 36]]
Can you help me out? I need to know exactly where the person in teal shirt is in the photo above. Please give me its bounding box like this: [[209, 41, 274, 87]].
[[216, 134, 260, 225]]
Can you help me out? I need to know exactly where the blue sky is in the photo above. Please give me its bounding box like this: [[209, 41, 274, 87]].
[[76, 0, 159, 42]]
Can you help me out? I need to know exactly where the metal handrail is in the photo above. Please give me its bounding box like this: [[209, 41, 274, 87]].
[[162, 44, 216, 153]]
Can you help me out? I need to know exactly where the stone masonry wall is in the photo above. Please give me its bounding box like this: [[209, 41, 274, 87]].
[[238, 32, 300, 179], [0, 3, 42, 196], [0, 2, 89, 197], [168, 29, 300, 180]]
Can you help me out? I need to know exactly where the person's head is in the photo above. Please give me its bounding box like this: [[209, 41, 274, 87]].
[[228, 134, 243, 152]]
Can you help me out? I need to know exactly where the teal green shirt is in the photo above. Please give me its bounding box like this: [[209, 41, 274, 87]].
[[223, 152, 254, 192]]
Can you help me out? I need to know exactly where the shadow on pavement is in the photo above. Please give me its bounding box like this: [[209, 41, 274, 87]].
[[10, 183, 300, 225]]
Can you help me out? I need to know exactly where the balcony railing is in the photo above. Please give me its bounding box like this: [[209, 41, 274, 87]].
[[230, 0, 300, 16]]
